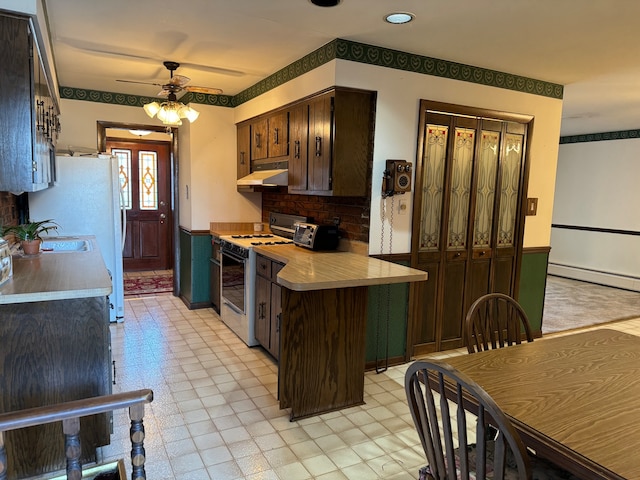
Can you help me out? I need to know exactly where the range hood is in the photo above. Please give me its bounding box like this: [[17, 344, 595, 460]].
[[237, 169, 288, 187]]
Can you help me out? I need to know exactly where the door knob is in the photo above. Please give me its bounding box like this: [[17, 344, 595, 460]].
[[160, 213, 166, 219]]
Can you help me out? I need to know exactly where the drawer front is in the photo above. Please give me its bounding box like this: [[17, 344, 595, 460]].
[[271, 261, 284, 282], [256, 255, 271, 279]]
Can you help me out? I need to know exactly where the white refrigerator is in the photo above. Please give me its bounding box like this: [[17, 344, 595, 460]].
[[28, 154, 125, 322]]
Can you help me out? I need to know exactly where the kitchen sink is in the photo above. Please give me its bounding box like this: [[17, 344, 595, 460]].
[[41, 237, 93, 253]]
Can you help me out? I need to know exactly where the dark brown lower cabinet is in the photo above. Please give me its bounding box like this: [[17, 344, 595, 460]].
[[255, 254, 283, 360], [279, 285, 368, 420], [0, 296, 111, 479]]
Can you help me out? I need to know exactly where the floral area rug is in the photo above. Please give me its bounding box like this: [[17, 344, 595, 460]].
[[124, 273, 173, 296]]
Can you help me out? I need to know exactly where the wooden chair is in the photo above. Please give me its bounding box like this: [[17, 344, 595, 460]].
[[465, 293, 533, 354], [405, 359, 532, 479], [406, 360, 580, 480], [0, 389, 153, 480]]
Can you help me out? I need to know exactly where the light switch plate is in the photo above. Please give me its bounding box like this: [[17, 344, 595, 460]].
[[526, 197, 538, 216]]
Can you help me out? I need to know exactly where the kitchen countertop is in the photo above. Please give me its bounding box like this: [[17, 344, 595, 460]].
[[254, 244, 428, 291], [0, 236, 112, 304]]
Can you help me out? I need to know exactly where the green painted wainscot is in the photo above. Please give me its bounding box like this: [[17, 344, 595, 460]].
[[517, 247, 551, 336], [179, 228, 212, 309], [364, 247, 550, 368]]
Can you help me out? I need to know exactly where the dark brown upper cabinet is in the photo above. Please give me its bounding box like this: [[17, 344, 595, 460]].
[[0, 14, 58, 193]]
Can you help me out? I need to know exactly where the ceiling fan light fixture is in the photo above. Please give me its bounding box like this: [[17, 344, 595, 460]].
[[156, 102, 183, 126], [143, 101, 161, 118], [180, 104, 200, 123], [384, 12, 415, 24], [143, 100, 200, 126]]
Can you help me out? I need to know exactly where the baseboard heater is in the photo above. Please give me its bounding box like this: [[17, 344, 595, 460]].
[[548, 263, 640, 293]]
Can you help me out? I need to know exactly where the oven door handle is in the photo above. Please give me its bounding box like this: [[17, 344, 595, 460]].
[[222, 250, 247, 264], [223, 299, 244, 315]]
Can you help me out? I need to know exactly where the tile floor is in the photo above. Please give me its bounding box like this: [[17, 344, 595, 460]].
[[42, 278, 640, 480], [100, 294, 427, 480]]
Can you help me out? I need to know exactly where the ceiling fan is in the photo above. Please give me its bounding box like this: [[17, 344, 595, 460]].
[[117, 61, 223, 97]]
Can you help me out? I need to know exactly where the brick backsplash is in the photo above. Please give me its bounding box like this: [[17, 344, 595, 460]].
[[262, 192, 370, 243], [0, 192, 20, 231]]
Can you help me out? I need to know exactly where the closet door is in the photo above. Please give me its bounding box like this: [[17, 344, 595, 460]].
[[409, 101, 530, 355]]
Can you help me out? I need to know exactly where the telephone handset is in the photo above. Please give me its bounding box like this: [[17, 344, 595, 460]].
[[382, 159, 412, 197]]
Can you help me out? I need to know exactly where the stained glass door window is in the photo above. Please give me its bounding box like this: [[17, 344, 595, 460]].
[[139, 151, 158, 210], [419, 125, 448, 251], [112, 148, 132, 209], [473, 131, 500, 248], [498, 134, 524, 246]]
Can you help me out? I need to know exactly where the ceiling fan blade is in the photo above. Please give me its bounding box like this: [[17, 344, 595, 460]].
[[185, 85, 223, 95], [169, 74, 191, 87], [58, 38, 250, 77], [157, 89, 170, 98], [116, 79, 164, 87], [58, 37, 159, 63], [180, 62, 246, 77]]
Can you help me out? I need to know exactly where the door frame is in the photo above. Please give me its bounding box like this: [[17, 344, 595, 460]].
[[407, 100, 534, 358], [97, 121, 180, 296]]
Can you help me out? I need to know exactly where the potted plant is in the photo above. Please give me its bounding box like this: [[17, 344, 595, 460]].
[[1, 219, 59, 255]]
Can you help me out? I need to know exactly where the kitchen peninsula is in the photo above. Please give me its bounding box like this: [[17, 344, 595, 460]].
[[255, 244, 427, 420], [0, 237, 113, 479]]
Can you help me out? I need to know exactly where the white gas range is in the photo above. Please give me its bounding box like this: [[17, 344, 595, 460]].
[[218, 213, 306, 346]]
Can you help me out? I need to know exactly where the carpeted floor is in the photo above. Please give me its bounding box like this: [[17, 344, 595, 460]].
[[124, 271, 173, 296], [542, 275, 640, 333]]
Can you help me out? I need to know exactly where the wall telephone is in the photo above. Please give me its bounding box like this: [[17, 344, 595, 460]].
[[376, 161, 412, 373], [382, 159, 412, 197]]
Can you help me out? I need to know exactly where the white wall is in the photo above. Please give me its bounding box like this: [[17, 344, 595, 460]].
[[549, 138, 640, 290], [57, 99, 261, 231], [231, 60, 563, 254], [58, 57, 564, 243], [181, 104, 261, 230], [336, 61, 563, 254], [234, 62, 337, 122]]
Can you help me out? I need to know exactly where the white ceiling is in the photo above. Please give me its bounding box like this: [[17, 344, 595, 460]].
[[44, 0, 640, 136]]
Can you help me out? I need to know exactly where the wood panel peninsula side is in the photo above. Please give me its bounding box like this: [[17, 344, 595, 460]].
[[0, 237, 113, 479], [253, 244, 428, 420]]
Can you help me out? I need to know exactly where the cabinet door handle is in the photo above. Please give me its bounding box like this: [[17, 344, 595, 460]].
[[294, 140, 300, 159], [274, 128, 279, 145], [112, 360, 117, 385], [240, 151, 245, 165], [255, 132, 262, 149], [276, 313, 281, 333], [315, 136, 322, 157]]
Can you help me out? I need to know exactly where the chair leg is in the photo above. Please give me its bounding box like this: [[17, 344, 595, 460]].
[[63, 417, 82, 480], [0, 431, 8, 480], [129, 404, 147, 480]]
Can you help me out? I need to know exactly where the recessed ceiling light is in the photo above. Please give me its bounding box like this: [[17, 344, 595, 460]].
[[384, 12, 415, 24], [310, 0, 340, 6]]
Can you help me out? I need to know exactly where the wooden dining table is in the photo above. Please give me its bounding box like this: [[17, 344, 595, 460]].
[[443, 328, 640, 480]]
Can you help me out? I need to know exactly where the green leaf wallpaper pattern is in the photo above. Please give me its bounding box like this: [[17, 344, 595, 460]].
[[59, 38, 563, 108]]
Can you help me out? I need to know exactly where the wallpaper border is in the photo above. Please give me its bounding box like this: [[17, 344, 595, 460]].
[[559, 129, 640, 144], [59, 39, 563, 109]]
